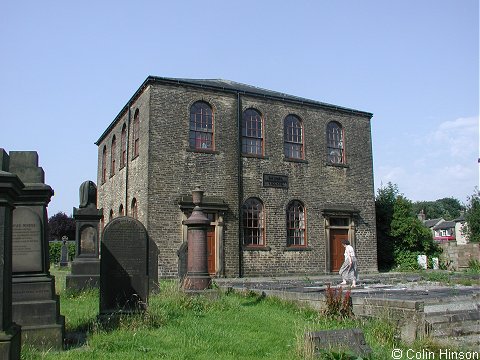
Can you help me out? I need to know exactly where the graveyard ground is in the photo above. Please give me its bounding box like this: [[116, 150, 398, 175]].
[[20, 267, 476, 360]]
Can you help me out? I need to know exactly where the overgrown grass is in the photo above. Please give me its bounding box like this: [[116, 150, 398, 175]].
[[22, 268, 468, 359]]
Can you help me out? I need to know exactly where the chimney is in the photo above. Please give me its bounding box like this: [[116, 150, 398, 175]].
[[417, 210, 426, 222]]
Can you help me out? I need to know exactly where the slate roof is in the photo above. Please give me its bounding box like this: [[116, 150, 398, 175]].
[[96, 76, 373, 145], [433, 221, 455, 230], [424, 218, 443, 228]]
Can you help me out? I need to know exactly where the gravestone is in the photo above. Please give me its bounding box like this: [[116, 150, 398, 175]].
[[66, 181, 102, 291], [100, 216, 149, 315], [9, 151, 64, 350], [59, 238, 69, 267], [417, 255, 427, 269], [0, 149, 22, 359], [305, 328, 372, 358]]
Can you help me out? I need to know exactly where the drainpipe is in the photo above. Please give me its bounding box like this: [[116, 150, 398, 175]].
[[237, 92, 244, 277], [125, 104, 131, 215]]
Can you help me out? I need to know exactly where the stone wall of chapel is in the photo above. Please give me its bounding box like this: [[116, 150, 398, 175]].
[[97, 81, 377, 278], [147, 84, 241, 277], [97, 86, 150, 229]]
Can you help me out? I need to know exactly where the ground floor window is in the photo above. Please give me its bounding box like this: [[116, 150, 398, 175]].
[[242, 198, 265, 246], [286, 200, 306, 246]]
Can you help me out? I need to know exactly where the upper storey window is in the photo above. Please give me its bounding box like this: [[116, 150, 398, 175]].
[[133, 109, 140, 158], [284, 115, 304, 159], [110, 135, 116, 176], [242, 108, 263, 156], [189, 101, 214, 150], [327, 121, 345, 164], [120, 124, 127, 168], [101, 146, 107, 184]]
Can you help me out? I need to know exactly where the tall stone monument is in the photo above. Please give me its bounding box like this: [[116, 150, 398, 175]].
[[0, 149, 22, 359], [66, 181, 102, 291], [9, 151, 64, 349], [183, 188, 211, 290]]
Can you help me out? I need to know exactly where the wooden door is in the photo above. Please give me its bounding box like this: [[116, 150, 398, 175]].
[[330, 229, 348, 272], [207, 226, 216, 275]]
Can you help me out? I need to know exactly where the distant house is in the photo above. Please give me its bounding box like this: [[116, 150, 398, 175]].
[[454, 212, 467, 244], [418, 210, 468, 243], [432, 220, 456, 242]]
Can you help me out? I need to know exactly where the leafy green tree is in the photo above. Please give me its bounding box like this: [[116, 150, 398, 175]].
[[412, 197, 464, 220], [464, 188, 480, 242], [375, 182, 399, 270], [48, 212, 75, 240], [391, 196, 441, 270]]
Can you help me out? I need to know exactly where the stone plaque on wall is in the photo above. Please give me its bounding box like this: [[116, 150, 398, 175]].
[[263, 174, 288, 189], [80, 226, 96, 255], [100, 217, 149, 314], [12, 207, 42, 273]]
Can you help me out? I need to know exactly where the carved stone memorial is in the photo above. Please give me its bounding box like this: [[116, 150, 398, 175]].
[[66, 181, 102, 291], [9, 151, 64, 350], [59, 238, 69, 267], [0, 149, 22, 359], [305, 328, 372, 358], [100, 217, 149, 315]]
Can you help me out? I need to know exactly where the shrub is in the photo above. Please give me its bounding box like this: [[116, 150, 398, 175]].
[[49, 241, 76, 263], [323, 285, 352, 319]]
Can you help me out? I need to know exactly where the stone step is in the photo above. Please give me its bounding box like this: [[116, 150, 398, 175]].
[[424, 301, 479, 314], [425, 309, 480, 324], [429, 321, 480, 337]]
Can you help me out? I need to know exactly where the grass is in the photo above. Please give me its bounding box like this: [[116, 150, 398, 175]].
[[21, 267, 469, 359]]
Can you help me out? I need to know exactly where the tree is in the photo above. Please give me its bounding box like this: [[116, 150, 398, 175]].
[[412, 197, 464, 220], [391, 196, 441, 269], [464, 188, 480, 242], [48, 212, 75, 240], [375, 182, 399, 270]]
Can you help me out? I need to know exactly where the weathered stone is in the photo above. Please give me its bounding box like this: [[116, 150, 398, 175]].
[[0, 154, 23, 359], [100, 217, 149, 314], [305, 328, 372, 357], [9, 151, 64, 350], [66, 181, 103, 292]]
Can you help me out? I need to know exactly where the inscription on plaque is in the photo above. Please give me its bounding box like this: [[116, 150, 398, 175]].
[[263, 174, 288, 189], [100, 216, 149, 313], [80, 226, 96, 255], [12, 207, 42, 272]]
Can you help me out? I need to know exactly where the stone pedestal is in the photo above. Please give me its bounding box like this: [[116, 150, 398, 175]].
[[0, 150, 23, 359], [183, 189, 211, 290], [66, 183, 102, 291], [9, 151, 64, 350]]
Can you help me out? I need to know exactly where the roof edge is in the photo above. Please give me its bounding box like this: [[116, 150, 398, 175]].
[[95, 76, 374, 145]]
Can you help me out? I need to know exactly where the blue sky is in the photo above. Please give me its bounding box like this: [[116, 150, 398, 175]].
[[1, 0, 478, 216]]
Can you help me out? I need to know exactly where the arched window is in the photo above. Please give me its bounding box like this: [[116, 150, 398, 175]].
[[189, 101, 214, 150], [101, 146, 107, 183], [242, 108, 263, 155], [132, 109, 140, 158], [284, 115, 304, 159], [242, 198, 265, 246], [131, 198, 138, 219], [286, 200, 306, 246], [110, 135, 116, 176], [119, 204, 124, 216], [327, 121, 345, 164], [120, 124, 127, 168]]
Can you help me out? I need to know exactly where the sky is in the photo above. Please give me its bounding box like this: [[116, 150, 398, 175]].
[[1, 0, 478, 216]]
